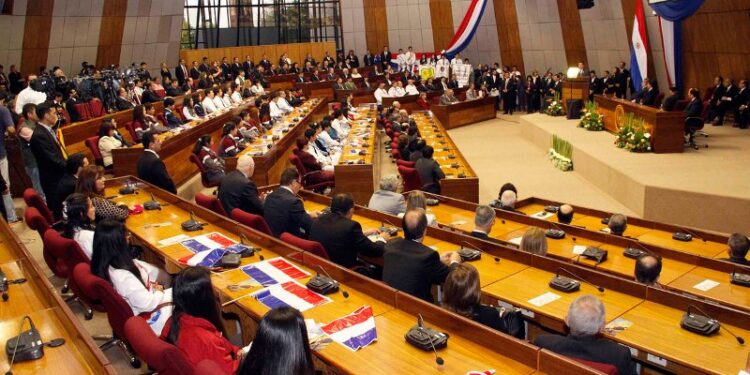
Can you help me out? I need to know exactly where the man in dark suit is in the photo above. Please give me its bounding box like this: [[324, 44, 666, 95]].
[[64, 88, 81, 123], [243, 55, 254, 77], [684, 88, 703, 118], [534, 295, 636, 375], [220, 57, 231, 79], [705, 76, 725, 123], [190, 61, 201, 80], [163, 97, 183, 128], [263, 168, 319, 238], [715, 78, 738, 125], [51, 153, 88, 220], [414, 146, 445, 194], [470, 205, 495, 239], [557, 204, 574, 224], [136, 131, 176, 194], [618, 61, 631, 98], [309, 193, 389, 269], [115, 87, 135, 110], [723, 233, 749, 265], [501, 73, 517, 114], [29, 103, 67, 201], [660, 86, 680, 111], [175, 59, 189, 86], [382, 209, 461, 302], [218, 154, 265, 216], [735, 80, 750, 129], [380, 47, 392, 70], [588, 71, 603, 101], [632, 79, 657, 106], [141, 82, 161, 104]]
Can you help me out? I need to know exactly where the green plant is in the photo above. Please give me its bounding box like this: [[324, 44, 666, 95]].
[[545, 92, 565, 116], [579, 101, 604, 131], [549, 134, 573, 171], [615, 113, 651, 152]]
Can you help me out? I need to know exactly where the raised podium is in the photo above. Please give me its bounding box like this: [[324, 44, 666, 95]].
[[562, 77, 590, 116]]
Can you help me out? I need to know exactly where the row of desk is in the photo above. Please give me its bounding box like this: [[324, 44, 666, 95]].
[[0, 211, 115, 373], [101, 176, 604, 375], [332, 105, 380, 205], [290, 189, 750, 375]]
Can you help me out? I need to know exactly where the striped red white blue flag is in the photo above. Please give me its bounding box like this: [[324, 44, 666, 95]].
[[630, 0, 650, 92], [443, 0, 488, 58], [321, 306, 377, 352]]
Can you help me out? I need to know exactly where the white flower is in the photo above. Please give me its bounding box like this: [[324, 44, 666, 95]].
[[644, 133, 651, 139]]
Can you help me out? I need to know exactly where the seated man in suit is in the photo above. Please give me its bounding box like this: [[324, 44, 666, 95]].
[[368, 174, 406, 216], [557, 204, 574, 224], [163, 97, 183, 128], [607, 214, 627, 236], [136, 131, 177, 194], [309, 193, 390, 269], [439, 89, 460, 105], [470, 205, 495, 239], [684, 88, 703, 118], [660, 86, 680, 111], [382, 209, 461, 302], [51, 153, 88, 220], [218, 154, 265, 216], [723, 233, 749, 265], [490, 189, 524, 214], [414, 146, 445, 194], [115, 87, 135, 110], [263, 168, 319, 238], [631, 78, 658, 106], [635, 254, 662, 286], [734, 80, 750, 129], [534, 295, 636, 375]]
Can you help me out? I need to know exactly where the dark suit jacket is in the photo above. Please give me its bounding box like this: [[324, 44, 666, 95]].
[[263, 187, 312, 238], [309, 213, 385, 268], [141, 90, 161, 104], [175, 64, 188, 85], [684, 98, 703, 118], [190, 67, 201, 80], [534, 334, 636, 375], [470, 231, 489, 239], [218, 170, 264, 216], [51, 174, 77, 220], [414, 158, 445, 191], [164, 109, 183, 128], [136, 150, 176, 194], [30, 124, 67, 199], [382, 238, 454, 302], [116, 97, 135, 111]]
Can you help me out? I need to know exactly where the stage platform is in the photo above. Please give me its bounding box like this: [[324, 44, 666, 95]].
[[519, 113, 750, 234]]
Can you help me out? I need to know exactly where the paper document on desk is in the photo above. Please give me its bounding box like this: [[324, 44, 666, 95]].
[[572, 245, 588, 255], [531, 211, 554, 220], [252, 280, 331, 312], [157, 234, 190, 247], [604, 318, 633, 336], [242, 257, 310, 286], [321, 306, 377, 352], [508, 237, 523, 246], [528, 292, 561, 307], [693, 279, 720, 292]]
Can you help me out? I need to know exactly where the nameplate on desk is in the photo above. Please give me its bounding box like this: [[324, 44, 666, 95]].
[[693, 279, 720, 292], [158, 234, 191, 247], [572, 245, 587, 255], [528, 292, 561, 307], [646, 353, 668, 367]]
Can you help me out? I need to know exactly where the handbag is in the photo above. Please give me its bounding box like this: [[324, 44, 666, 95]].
[[495, 306, 526, 339]]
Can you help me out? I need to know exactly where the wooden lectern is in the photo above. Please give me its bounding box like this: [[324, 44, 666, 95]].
[[562, 77, 590, 112]]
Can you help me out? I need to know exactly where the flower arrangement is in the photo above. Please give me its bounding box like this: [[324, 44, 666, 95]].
[[615, 113, 652, 152], [578, 101, 605, 131], [545, 92, 565, 116], [548, 134, 573, 171]]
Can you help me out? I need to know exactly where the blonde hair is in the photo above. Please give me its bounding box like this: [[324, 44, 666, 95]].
[[520, 227, 548, 255], [405, 191, 427, 211]]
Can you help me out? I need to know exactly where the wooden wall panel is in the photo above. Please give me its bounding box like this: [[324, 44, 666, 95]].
[[429, 0, 455, 52], [363, 0, 389, 54], [21, 0, 54, 76], [681, 0, 750, 92], [493, 0, 524, 72], [556, 0, 587, 67], [179, 42, 337, 67], [96, 0, 128, 68]]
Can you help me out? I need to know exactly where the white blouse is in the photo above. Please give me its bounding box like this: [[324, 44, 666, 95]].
[[109, 259, 173, 334]]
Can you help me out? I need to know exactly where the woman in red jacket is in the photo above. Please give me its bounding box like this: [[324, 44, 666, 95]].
[[416, 92, 431, 110], [162, 267, 247, 374], [295, 136, 335, 185]]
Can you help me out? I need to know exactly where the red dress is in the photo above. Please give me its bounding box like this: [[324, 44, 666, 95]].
[[160, 314, 240, 374], [298, 150, 335, 185]]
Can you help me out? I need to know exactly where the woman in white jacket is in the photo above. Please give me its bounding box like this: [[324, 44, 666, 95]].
[[91, 219, 173, 334], [97, 119, 126, 168]]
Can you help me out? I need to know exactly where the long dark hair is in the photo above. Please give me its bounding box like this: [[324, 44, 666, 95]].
[[237, 307, 314, 375], [192, 134, 211, 155], [90, 219, 143, 286], [76, 165, 104, 196], [61, 193, 93, 239], [133, 105, 145, 123], [98, 119, 115, 138], [166, 267, 225, 345]]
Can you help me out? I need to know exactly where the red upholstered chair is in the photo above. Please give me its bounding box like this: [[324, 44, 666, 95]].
[[288, 153, 335, 192], [73, 262, 141, 368], [85, 136, 105, 167], [231, 208, 272, 236], [195, 192, 228, 217], [124, 317, 195, 375], [59, 107, 72, 124], [124, 121, 139, 143], [397, 165, 422, 192], [24, 207, 49, 240], [195, 360, 228, 375], [24, 208, 64, 293], [157, 113, 167, 126], [396, 159, 415, 168], [280, 232, 329, 260], [44, 228, 97, 319], [74, 103, 92, 121], [23, 188, 54, 224], [390, 148, 401, 160], [573, 358, 619, 375], [189, 154, 221, 188], [89, 100, 106, 117]]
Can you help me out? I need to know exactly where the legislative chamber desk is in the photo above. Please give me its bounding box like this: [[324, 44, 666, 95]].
[[381, 87, 469, 113], [332, 105, 379, 205], [0, 210, 115, 373], [224, 98, 327, 186], [411, 111, 479, 203], [594, 94, 685, 153], [111, 99, 253, 186], [333, 88, 376, 106], [290, 190, 750, 375], [101, 177, 604, 375], [429, 96, 496, 130]]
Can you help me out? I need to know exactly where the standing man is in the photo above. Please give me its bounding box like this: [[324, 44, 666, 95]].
[[17, 103, 47, 203], [0, 93, 18, 222], [136, 131, 176, 194], [175, 59, 189, 86], [29, 103, 67, 205]]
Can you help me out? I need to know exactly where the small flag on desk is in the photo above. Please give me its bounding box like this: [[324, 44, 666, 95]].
[[320, 306, 377, 352], [252, 280, 331, 312], [242, 257, 310, 286]]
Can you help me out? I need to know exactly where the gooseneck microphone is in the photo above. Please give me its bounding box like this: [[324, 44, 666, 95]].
[[461, 241, 500, 263], [687, 305, 745, 344], [556, 267, 605, 292], [681, 227, 707, 242], [418, 314, 444, 366], [316, 265, 349, 298]]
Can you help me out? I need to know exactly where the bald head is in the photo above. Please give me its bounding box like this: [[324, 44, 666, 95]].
[[237, 154, 255, 177], [609, 214, 627, 235], [500, 190, 517, 208], [635, 254, 662, 285], [402, 209, 427, 241], [557, 204, 574, 224]]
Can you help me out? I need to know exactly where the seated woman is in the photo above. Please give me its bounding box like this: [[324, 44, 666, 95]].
[[97, 119, 126, 169], [218, 122, 246, 158], [520, 227, 548, 255], [250, 80, 265, 96], [397, 191, 437, 226], [76, 165, 129, 221], [61, 193, 96, 258], [237, 307, 315, 375], [237, 111, 261, 140], [296, 136, 335, 178], [416, 92, 431, 110], [192, 93, 206, 117], [182, 97, 199, 121], [162, 267, 249, 373], [192, 135, 225, 185], [138, 103, 169, 134], [91, 219, 172, 334]]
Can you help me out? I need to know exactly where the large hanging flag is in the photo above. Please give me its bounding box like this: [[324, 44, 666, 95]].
[[650, 0, 705, 90], [443, 0, 488, 59], [630, 0, 649, 93]]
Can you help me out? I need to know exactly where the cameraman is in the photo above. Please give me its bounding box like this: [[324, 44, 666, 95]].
[[14, 74, 47, 115]]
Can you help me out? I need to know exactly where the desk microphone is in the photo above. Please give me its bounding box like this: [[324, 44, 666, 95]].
[[419, 314, 444, 366], [683, 305, 745, 344], [679, 227, 707, 243], [461, 241, 500, 263], [550, 267, 604, 293], [730, 266, 750, 287], [319, 265, 348, 298], [623, 240, 653, 259], [237, 230, 262, 259], [545, 222, 566, 239]]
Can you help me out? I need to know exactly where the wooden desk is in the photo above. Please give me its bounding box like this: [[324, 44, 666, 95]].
[[333, 105, 379, 205], [561, 78, 589, 112], [595, 95, 685, 153], [429, 96, 496, 130], [295, 81, 335, 99], [333, 88, 376, 106], [411, 112, 479, 203], [225, 98, 327, 186]]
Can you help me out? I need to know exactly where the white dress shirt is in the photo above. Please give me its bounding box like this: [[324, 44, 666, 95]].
[[202, 97, 217, 114], [14, 87, 47, 114], [213, 96, 226, 110], [231, 91, 243, 104], [269, 100, 282, 118], [278, 97, 294, 114], [374, 88, 389, 105], [405, 84, 419, 96], [388, 86, 406, 97]]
